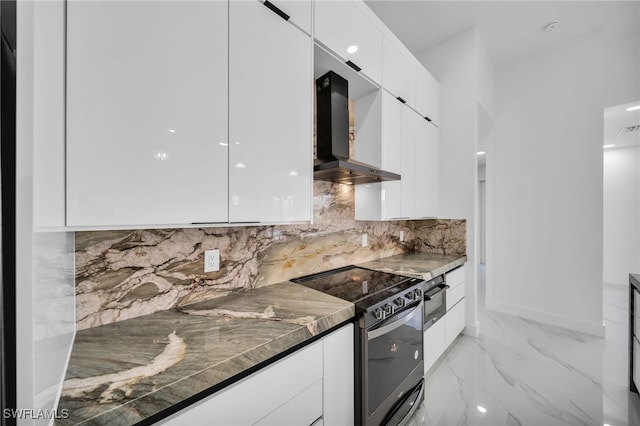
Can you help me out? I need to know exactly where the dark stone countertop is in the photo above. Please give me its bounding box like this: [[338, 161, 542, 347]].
[[56, 281, 354, 425], [57, 252, 465, 425]]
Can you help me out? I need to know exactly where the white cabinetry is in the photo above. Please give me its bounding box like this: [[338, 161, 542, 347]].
[[229, 0, 312, 223], [423, 318, 445, 374], [415, 66, 440, 126], [445, 298, 466, 348], [67, 1, 229, 227], [424, 265, 466, 375], [66, 0, 312, 228], [355, 93, 439, 220], [263, 0, 312, 35], [162, 324, 353, 426], [382, 37, 416, 108], [415, 116, 439, 218], [315, 0, 382, 85]]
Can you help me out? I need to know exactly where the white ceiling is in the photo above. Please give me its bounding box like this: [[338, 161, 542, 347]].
[[365, 1, 640, 67]]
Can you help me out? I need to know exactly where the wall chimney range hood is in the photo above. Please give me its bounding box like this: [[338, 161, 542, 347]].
[[314, 71, 400, 185]]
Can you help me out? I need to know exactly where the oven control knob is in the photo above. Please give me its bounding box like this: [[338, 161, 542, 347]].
[[405, 290, 416, 302], [384, 304, 395, 315], [374, 308, 386, 320], [415, 288, 423, 299], [394, 297, 405, 308]]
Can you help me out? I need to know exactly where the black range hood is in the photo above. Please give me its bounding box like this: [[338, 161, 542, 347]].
[[315, 71, 400, 185]]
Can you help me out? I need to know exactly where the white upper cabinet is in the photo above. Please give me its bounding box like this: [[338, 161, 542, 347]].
[[66, 1, 229, 227], [355, 94, 439, 220], [315, 0, 382, 85], [262, 0, 312, 35], [229, 0, 312, 223], [415, 66, 440, 125], [382, 37, 416, 109], [414, 115, 439, 218]]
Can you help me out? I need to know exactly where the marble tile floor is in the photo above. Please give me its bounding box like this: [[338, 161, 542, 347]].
[[408, 266, 640, 426]]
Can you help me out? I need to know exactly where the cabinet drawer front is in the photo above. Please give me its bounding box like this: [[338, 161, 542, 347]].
[[446, 283, 465, 311], [254, 379, 323, 426], [445, 298, 466, 348], [446, 266, 465, 289], [163, 341, 323, 425], [423, 319, 445, 374]]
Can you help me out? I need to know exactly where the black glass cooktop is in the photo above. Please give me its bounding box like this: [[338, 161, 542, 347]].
[[291, 265, 410, 306]]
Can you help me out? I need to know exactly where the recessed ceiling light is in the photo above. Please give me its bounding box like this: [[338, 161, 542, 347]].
[[477, 406, 487, 413], [477, 151, 486, 155], [627, 105, 640, 112], [603, 144, 615, 149], [544, 21, 559, 32], [347, 45, 358, 54]]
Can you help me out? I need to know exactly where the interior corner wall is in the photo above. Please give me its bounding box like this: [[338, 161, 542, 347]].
[[417, 28, 479, 336], [488, 30, 605, 336], [603, 146, 640, 286]]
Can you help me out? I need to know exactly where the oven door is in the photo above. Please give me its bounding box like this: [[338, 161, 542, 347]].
[[366, 301, 424, 422], [423, 283, 447, 330]]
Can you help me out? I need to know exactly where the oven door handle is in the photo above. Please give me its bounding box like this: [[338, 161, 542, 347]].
[[423, 283, 449, 301], [367, 302, 423, 341]]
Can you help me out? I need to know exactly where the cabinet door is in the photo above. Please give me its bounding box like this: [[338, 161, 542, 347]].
[[400, 107, 416, 218], [380, 92, 404, 219], [67, 1, 228, 227], [229, 0, 312, 223], [445, 299, 466, 348], [382, 38, 416, 108], [315, 0, 382, 85], [416, 67, 439, 125], [262, 0, 312, 35], [414, 117, 439, 218], [162, 340, 323, 426], [323, 324, 354, 426], [423, 319, 446, 374]]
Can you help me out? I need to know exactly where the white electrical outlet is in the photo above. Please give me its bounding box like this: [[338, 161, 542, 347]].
[[362, 233, 368, 247], [400, 231, 404, 242], [204, 249, 220, 273]]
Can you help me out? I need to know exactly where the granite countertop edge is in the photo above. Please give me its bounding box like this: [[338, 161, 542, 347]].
[[357, 252, 468, 281]]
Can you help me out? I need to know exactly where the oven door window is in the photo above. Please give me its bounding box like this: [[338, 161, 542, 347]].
[[366, 302, 424, 416]]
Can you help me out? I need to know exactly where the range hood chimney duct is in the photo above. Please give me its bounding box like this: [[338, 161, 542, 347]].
[[314, 71, 400, 185]]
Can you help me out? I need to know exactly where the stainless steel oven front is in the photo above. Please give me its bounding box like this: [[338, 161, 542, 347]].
[[358, 283, 425, 426], [423, 275, 447, 330]]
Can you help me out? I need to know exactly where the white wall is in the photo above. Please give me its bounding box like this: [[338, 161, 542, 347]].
[[487, 30, 605, 336], [17, 2, 76, 423], [603, 145, 640, 286], [418, 28, 480, 336]]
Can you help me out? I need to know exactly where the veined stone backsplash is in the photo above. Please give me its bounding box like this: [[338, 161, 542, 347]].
[[75, 181, 466, 330]]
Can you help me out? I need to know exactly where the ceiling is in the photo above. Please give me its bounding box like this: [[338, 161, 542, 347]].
[[365, 1, 640, 159], [365, 1, 640, 67]]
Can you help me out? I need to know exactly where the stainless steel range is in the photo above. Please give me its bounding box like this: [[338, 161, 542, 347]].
[[292, 266, 425, 426]]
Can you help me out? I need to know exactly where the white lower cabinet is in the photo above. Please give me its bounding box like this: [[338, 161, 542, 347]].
[[424, 265, 467, 375], [423, 318, 445, 374], [161, 323, 353, 426], [323, 324, 355, 426], [445, 299, 466, 348]]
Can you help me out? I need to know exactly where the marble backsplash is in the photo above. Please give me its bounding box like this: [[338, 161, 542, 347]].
[[75, 181, 466, 330]]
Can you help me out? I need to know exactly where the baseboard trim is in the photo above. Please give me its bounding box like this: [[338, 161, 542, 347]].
[[463, 320, 480, 338], [486, 301, 606, 337]]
